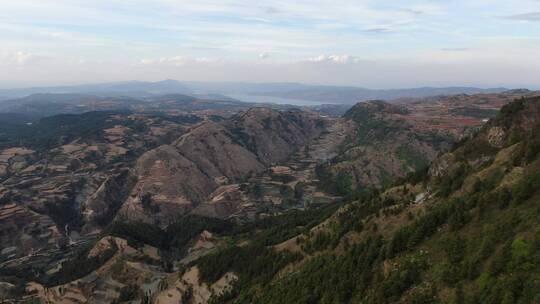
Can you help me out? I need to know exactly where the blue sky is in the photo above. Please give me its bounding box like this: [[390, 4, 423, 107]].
[[1, 0, 540, 88]]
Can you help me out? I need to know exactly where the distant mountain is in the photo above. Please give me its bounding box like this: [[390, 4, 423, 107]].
[[0, 93, 144, 117], [0, 80, 508, 105], [0, 93, 293, 117], [0, 80, 192, 99], [252, 85, 508, 104]]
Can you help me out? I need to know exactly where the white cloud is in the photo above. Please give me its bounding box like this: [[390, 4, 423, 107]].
[[140, 56, 186, 66], [307, 54, 362, 64], [0, 51, 45, 66], [194, 57, 219, 63], [12, 51, 34, 64]]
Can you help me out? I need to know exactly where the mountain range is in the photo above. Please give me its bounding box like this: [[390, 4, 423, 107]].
[[0, 80, 508, 105]]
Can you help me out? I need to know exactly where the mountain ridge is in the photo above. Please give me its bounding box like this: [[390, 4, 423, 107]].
[[117, 107, 326, 225], [0, 80, 509, 104]]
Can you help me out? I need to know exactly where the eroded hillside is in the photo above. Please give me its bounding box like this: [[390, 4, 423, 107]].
[[2, 92, 539, 303], [0, 112, 196, 264], [119, 108, 327, 225]]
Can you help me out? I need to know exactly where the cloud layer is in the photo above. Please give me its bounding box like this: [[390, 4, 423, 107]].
[[0, 0, 540, 88]]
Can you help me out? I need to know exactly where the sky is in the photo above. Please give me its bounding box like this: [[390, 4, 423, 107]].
[[1, 0, 540, 89]]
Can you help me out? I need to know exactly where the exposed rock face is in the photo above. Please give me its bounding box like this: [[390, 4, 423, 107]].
[[119, 108, 325, 224], [428, 153, 457, 179], [487, 126, 506, 148]]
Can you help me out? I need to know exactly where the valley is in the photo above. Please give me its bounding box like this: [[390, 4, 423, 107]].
[[0, 89, 539, 303]]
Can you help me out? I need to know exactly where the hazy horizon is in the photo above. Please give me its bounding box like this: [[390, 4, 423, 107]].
[[0, 79, 522, 91]]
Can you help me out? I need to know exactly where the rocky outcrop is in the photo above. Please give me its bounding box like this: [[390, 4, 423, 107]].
[[428, 153, 457, 180], [487, 126, 506, 148]]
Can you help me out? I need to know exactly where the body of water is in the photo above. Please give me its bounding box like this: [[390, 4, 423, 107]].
[[227, 94, 324, 106]]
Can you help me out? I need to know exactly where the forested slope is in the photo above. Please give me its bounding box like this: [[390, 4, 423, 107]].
[[195, 96, 540, 304]]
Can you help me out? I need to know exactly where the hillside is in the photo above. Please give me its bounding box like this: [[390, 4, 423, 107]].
[[189, 96, 540, 303], [118, 108, 326, 225], [314, 90, 539, 191], [315, 100, 452, 190], [0, 111, 198, 265], [2, 95, 540, 303]]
